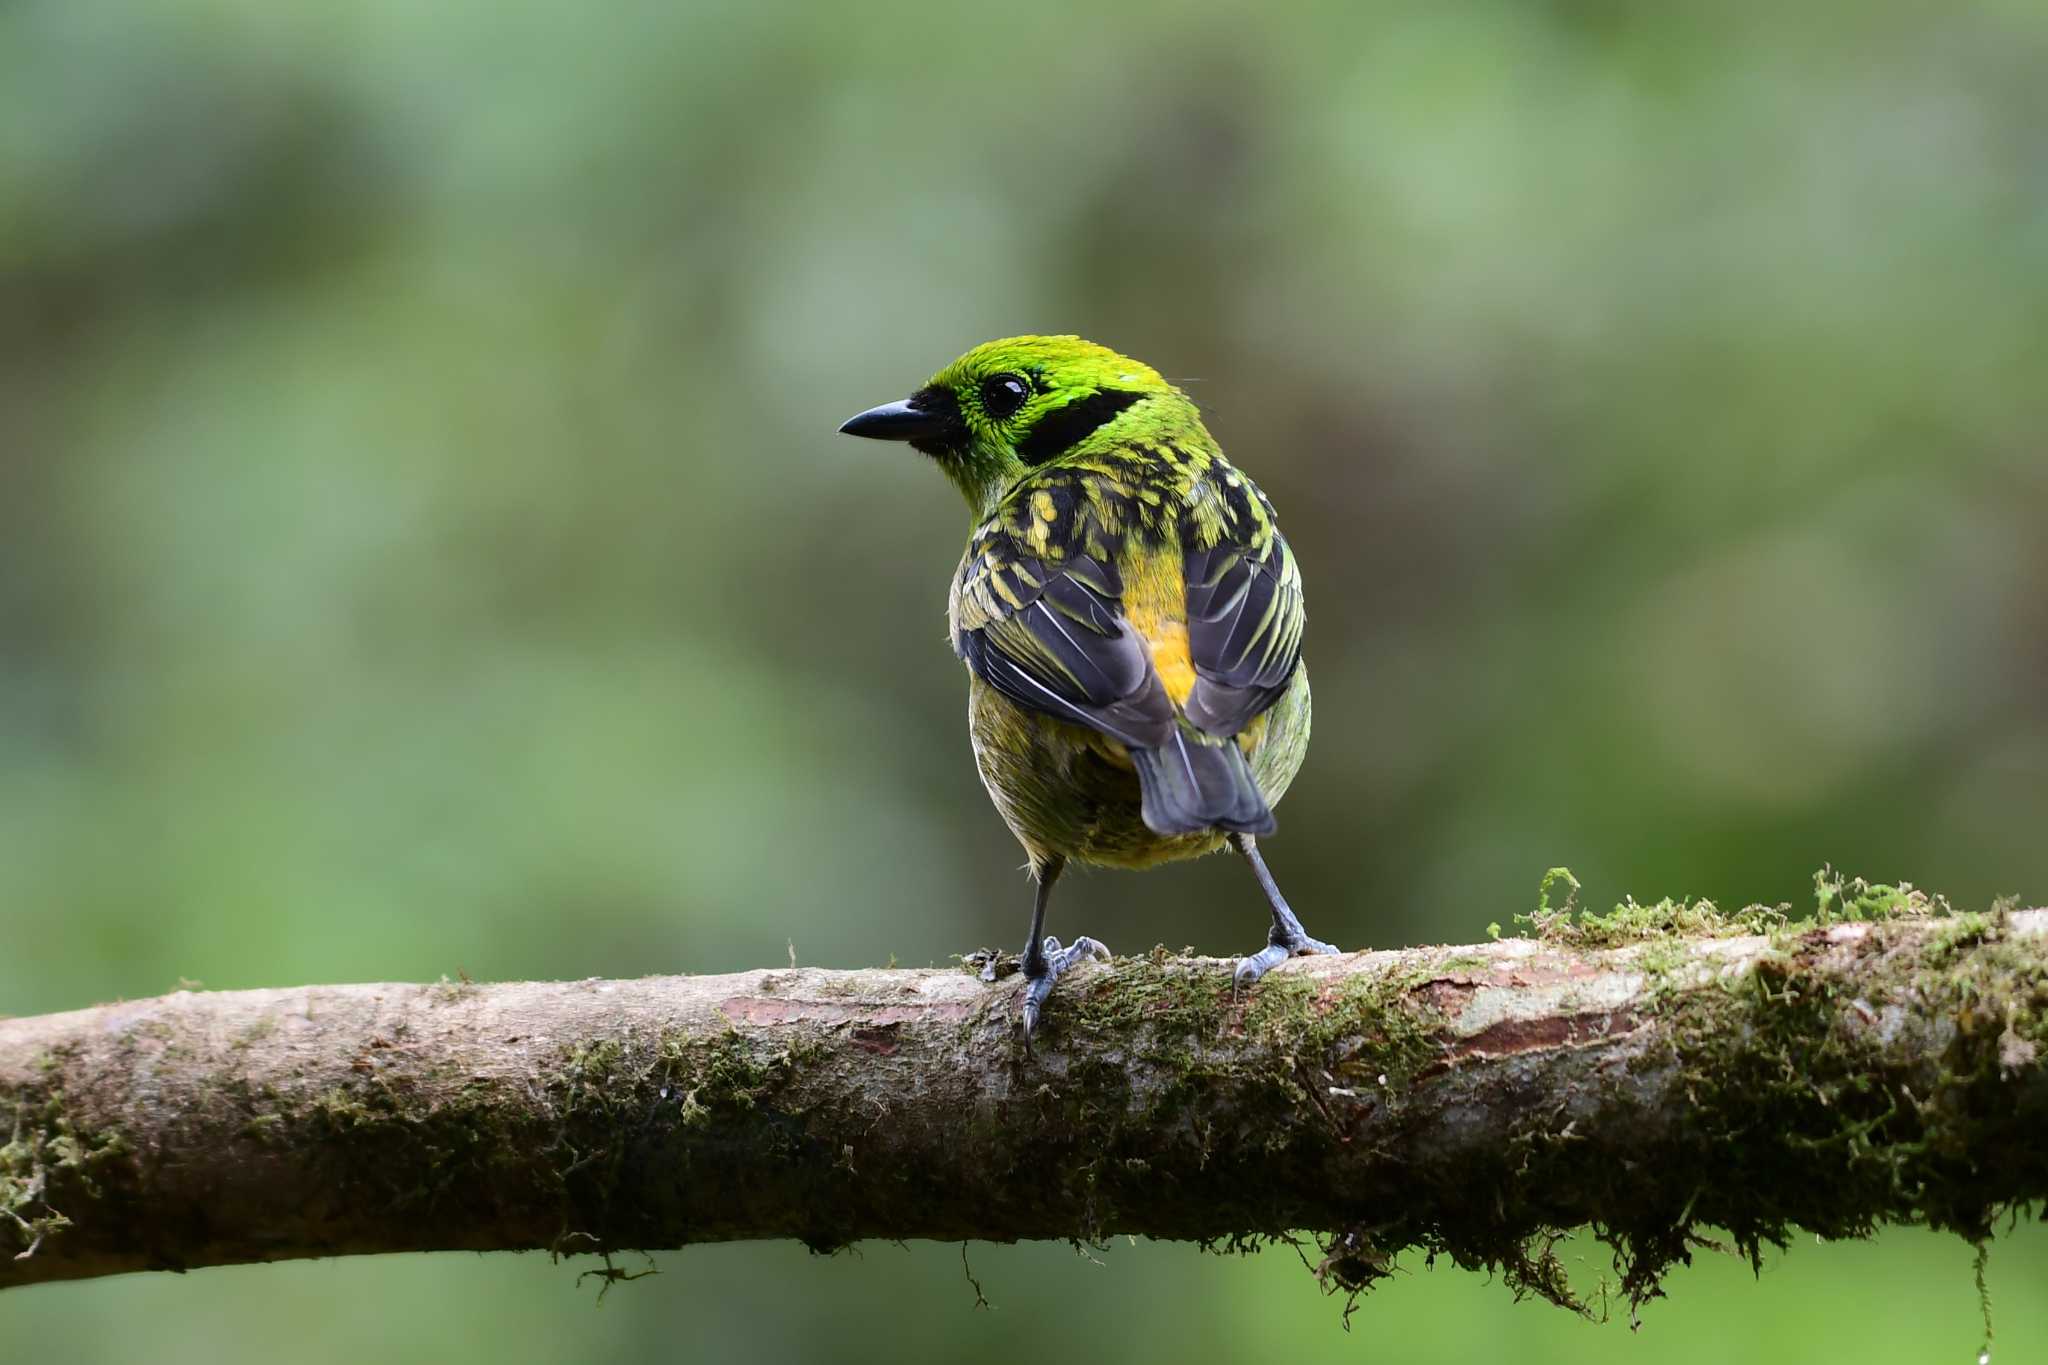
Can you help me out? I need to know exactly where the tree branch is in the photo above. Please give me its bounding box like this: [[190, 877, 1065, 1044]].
[[5, 901, 2047, 1308]]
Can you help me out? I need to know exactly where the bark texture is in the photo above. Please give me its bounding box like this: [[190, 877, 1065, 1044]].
[[5, 903, 2048, 1303]]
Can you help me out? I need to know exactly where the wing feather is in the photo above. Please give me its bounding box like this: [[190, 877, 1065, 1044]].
[[1182, 529, 1304, 737], [954, 531, 1174, 750]]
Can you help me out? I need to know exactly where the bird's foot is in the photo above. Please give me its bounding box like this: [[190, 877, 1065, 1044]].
[[1020, 934, 1110, 1039], [1233, 927, 1341, 990]]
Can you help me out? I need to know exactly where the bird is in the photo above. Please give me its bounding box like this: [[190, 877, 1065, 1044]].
[[839, 335, 1338, 1037]]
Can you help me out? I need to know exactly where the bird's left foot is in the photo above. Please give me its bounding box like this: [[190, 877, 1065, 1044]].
[[1020, 934, 1110, 1039], [1233, 926, 1341, 990]]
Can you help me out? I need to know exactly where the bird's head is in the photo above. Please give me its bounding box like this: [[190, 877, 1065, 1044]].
[[839, 335, 1193, 515]]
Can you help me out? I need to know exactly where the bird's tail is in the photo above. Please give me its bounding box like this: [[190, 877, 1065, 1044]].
[[1130, 729, 1276, 837]]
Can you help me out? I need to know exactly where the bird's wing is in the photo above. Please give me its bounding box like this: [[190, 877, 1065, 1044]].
[[952, 485, 1176, 750], [1181, 493, 1306, 738]]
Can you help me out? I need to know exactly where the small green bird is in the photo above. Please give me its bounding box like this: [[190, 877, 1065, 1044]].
[[841, 335, 1339, 1035]]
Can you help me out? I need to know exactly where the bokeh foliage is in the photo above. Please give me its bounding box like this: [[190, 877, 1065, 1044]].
[[2, 0, 2043, 1359]]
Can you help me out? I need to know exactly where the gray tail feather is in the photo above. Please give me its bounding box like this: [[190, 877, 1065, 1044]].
[[1131, 730, 1276, 837]]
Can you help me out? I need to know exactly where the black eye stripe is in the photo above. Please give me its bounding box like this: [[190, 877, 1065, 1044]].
[[1016, 389, 1144, 465]]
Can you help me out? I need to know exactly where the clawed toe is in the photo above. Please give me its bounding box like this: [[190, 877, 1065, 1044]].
[[1232, 942, 1292, 989], [1020, 984, 1053, 1039], [1062, 934, 1111, 964], [1020, 934, 1110, 1039], [1233, 932, 1342, 990]]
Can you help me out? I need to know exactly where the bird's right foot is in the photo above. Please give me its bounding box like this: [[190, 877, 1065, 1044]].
[[1233, 924, 1341, 990], [1020, 934, 1109, 1040], [1227, 831, 1343, 990]]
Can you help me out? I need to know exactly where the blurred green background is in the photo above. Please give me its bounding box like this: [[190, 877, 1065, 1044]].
[[3, 0, 2044, 1359]]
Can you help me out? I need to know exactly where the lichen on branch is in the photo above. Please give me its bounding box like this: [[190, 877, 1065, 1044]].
[[3, 875, 2046, 1323]]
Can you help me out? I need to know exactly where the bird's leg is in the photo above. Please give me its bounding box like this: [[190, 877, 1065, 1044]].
[[1229, 833, 1341, 989], [1009, 854, 1108, 1040]]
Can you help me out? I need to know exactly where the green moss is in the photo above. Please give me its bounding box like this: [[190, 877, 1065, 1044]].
[[1296, 869, 2048, 1324], [561, 1040, 627, 1099], [1526, 888, 1787, 949], [1812, 866, 1949, 923], [1597, 894, 2038, 1314], [240, 1112, 287, 1144], [1010, 948, 1469, 1253], [232, 1015, 278, 1048], [1630, 936, 1693, 982], [1, 1090, 130, 1260], [1518, 866, 1955, 953], [310, 1086, 378, 1131], [425, 975, 481, 1005], [1923, 911, 1994, 964], [657, 1031, 790, 1128], [536, 1026, 839, 1267]]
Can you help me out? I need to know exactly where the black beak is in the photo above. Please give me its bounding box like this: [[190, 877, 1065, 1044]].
[[838, 394, 958, 443]]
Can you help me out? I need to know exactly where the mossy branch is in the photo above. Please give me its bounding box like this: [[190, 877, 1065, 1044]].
[[5, 897, 2048, 1311]]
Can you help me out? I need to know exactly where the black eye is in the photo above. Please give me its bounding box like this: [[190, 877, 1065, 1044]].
[[980, 373, 1030, 420]]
